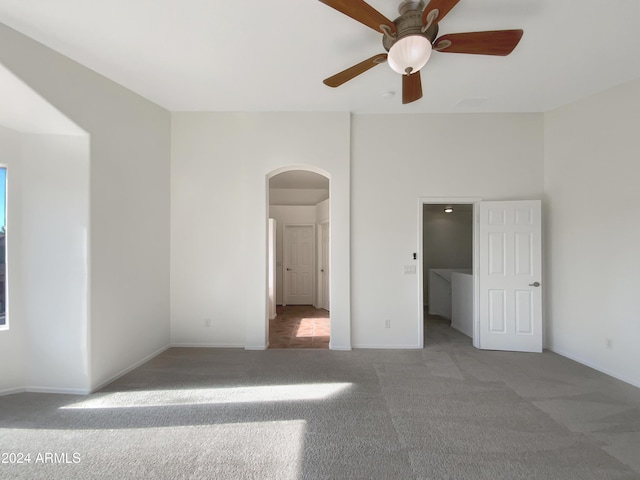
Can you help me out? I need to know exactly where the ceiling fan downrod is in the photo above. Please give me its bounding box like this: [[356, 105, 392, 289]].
[[381, 0, 438, 54]]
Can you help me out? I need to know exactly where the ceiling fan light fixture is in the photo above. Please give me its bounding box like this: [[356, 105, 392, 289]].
[[387, 34, 432, 75]]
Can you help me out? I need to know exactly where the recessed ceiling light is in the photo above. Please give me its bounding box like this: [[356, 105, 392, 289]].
[[444, 207, 454, 213]]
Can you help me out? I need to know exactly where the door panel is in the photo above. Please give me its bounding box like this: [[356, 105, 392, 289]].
[[479, 200, 542, 352], [284, 225, 314, 305]]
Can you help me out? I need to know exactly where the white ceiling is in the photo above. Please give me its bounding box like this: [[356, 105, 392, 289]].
[[270, 171, 329, 190], [269, 170, 329, 205], [1, 0, 639, 114]]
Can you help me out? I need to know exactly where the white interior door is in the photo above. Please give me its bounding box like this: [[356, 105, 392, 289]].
[[478, 200, 542, 352], [321, 222, 330, 311], [284, 225, 314, 305]]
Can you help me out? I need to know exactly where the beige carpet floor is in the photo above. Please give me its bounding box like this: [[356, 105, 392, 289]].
[[1, 316, 639, 479]]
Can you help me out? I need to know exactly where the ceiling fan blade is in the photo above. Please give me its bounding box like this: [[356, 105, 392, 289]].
[[434, 30, 524, 55], [323, 54, 388, 88], [402, 71, 423, 104], [319, 0, 396, 34], [422, 0, 460, 25]]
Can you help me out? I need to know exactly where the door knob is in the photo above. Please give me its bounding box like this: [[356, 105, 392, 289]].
[[286, 268, 292, 271], [529, 282, 540, 287]]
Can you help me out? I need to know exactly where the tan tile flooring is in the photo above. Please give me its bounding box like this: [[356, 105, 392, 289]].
[[269, 305, 330, 349]]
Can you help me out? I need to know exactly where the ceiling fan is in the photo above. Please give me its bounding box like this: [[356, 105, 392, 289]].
[[320, 0, 523, 104]]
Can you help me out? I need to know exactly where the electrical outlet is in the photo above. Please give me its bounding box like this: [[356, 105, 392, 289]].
[[606, 338, 613, 350], [204, 319, 211, 328], [384, 319, 391, 329]]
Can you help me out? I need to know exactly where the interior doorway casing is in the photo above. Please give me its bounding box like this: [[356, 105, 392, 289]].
[[418, 197, 482, 349], [265, 165, 342, 349], [318, 220, 330, 311]]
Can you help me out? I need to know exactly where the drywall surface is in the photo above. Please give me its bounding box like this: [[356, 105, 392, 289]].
[[0, 23, 171, 391], [544, 78, 640, 387], [316, 198, 329, 224], [171, 112, 351, 349], [21, 133, 89, 392], [351, 113, 544, 348], [451, 272, 474, 338]]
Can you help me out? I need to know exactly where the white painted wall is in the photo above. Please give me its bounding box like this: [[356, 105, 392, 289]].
[[21, 134, 89, 392], [171, 112, 351, 349], [451, 272, 473, 338], [0, 126, 25, 394], [0, 23, 171, 392], [351, 114, 544, 348], [316, 198, 330, 224], [544, 78, 640, 388], [269, 205, 317, 306]]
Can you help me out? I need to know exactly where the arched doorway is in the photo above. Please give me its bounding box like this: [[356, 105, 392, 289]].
[[267, 168, 330, 348]]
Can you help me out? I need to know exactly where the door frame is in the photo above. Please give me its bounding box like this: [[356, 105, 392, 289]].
[[261, 165, 348, 351], [282, 223, 316, 306], [317, 220, 330, 311], [418, 197, 482, 348]]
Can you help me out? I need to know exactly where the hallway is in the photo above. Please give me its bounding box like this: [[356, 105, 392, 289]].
[[269, 305, 330, 349]]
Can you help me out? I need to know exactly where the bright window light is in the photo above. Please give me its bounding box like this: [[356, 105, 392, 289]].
[[61, 383, 352, 410]]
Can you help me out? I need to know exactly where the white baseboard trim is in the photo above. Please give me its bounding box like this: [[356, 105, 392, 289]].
[[91, 344, 171, 393], [244, 345, 267, 351], [547, 345, 640, 389], [351, 344, 422, 349], [329, 344, 352, 351], [25, 386, 91, 395], [171, 343, 245, 349], [0, 386, 25, 397]]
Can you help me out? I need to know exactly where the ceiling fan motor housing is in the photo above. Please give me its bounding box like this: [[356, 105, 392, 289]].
[[382, 0, 439, 52]]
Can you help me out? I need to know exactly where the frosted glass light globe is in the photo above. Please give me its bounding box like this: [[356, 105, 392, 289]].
[[387, 35, 432, 75]]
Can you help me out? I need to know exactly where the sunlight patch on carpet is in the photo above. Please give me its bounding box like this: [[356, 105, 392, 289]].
[[61, 383, 352, 409]]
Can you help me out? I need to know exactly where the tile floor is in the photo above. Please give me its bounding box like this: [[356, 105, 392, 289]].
[[268, 305, 330, 349]]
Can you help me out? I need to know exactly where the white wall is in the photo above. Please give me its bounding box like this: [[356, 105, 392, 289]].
[[0, 126, 24, 394], [21, 134, 89, 392], [544, 78, 640, 387], [351, 113, 544, 348], [451, 272, 473, 338], [316, 198, 330, 224], [171, 112, 351, 349], [0, 23, 171, 391], [269, 205, 317, 306]]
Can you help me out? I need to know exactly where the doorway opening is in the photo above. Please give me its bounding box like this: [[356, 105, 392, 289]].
[[419, 198, 480, 348], [267, 169, 330, 349]]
